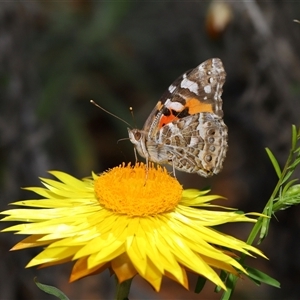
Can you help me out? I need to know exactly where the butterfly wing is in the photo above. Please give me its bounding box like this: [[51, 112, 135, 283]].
[[144, 58, 228, 176], [143, 58, 226, 136], [147, 112, 227, 176]]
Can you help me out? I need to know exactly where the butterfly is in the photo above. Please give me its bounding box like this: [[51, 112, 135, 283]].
[[128, 58, 228, 177]]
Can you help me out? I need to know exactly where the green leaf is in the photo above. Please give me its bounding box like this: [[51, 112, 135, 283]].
[[281, 170, 294, 185], [34, 278, 70, 300], [282, 179, 298, 196], [215, 271, 227, 293], [285, 184, 300, 197], [265, 148, 282, 178], [194, 276, 207, 293], [291, 124, 297, 150], [259, 214, 270, 242], [245, 266, 280, 288], [246, 274, 262, 286], [221, 274, 236, 300], [288, 157, 300, 170]]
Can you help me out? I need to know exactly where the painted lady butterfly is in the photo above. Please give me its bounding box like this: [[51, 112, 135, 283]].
[[128, 58, 228, 177]]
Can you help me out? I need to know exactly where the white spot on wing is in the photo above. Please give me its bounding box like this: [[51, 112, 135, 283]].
[[204, 85, 211, 94], [190, 137, 198, 147], [166, 100, 184, 111], [180, 77, 199, 94], [168, 84, 176, 93]]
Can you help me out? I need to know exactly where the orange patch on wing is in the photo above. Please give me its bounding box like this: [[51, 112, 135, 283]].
[[186, 98, 213, 114], [159, 114, 179, 128]]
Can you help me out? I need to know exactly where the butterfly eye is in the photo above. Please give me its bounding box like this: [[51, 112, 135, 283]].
[[134, 131, 142, 141]]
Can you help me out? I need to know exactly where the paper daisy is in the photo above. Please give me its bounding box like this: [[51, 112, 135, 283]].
[[1, 163, 265, 292]]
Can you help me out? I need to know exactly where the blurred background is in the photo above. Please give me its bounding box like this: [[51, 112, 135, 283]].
[[0, 1, 300, 299]]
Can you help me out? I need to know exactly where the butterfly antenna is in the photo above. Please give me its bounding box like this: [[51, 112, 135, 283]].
[[90, 100, 132, 128], [129, 106, 138, 128]]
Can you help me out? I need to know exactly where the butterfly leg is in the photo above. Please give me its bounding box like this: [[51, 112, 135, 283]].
[[132, 146, 148, 184], [144, 156, 149, 184], [133, 148, 138, 163], [172, 160, 177, 178]]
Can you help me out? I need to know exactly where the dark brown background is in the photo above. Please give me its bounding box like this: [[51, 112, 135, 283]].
[[0, 1, 300, 299]]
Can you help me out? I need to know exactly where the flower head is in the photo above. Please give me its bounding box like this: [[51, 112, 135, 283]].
[[1, 163, 265, 291]]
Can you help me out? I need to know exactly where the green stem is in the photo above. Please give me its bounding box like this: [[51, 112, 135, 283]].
[[222, 127, 300, 300], [114, 276, 133, 300]]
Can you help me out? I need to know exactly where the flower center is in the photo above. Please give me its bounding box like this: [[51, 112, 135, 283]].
[[94, 163, 182, 216]]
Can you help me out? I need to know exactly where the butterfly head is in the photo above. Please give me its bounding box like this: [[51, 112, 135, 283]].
[[128, 128, 148, 160]]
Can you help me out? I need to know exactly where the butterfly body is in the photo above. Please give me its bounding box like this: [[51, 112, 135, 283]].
[[128, 58, 227, 177]]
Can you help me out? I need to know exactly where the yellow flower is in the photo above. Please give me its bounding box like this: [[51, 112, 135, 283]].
[[1, 163, 265, 291]]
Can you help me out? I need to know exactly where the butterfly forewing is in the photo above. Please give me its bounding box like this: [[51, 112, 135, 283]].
[[128, 58, 228, 177]]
